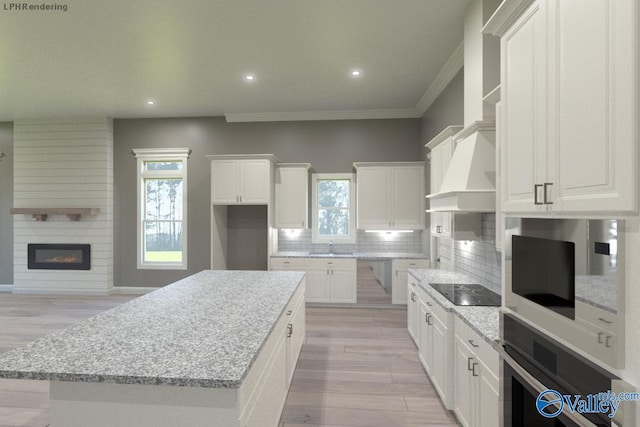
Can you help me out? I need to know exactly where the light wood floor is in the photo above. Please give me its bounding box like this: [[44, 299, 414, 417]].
[[356, 261, 392, 305], [0, 290, 457, 427]]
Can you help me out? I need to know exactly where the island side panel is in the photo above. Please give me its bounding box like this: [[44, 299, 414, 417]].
[[50, 381, 238, 427]]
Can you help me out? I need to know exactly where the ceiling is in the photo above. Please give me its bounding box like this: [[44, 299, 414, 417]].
[[0, 0, 470, 122]]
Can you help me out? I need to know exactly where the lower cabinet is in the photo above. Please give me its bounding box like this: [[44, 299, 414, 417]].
[[453, 316, 499, 427], [271, 257, 356, 304], [392, 259, 430, 305], [407, 275, 420, 344]]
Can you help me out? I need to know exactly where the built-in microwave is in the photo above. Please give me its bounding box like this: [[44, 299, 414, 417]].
[[504, 217, 624, 368]]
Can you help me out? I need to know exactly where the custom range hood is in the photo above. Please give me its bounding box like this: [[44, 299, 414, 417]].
[[427, 120, 496, 212]]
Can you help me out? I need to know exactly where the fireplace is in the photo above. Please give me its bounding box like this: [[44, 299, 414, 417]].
[[28, 244, 91, 270]]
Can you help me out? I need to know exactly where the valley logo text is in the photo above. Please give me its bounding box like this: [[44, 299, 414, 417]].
[[3, 3, 68, 12], [536, 389, 639, 419]]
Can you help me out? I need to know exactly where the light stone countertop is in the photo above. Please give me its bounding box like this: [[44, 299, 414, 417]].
[[0, 270, 305, 388], [408, 269, 500, 347], [272, 251, 428, 261]]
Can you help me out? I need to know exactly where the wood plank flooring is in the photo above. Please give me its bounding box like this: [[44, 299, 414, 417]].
[[0, 288, 458, 427], [356, 261, 392, 305]]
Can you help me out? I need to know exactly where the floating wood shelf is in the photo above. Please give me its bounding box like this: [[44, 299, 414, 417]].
[[10, 208, 100, 222]]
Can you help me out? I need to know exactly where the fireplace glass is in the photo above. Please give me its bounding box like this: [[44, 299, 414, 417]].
[[28, 244, 91, 270]]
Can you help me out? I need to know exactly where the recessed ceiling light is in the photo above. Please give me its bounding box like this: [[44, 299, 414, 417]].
[[245, 74, 255, 81], [351, 70, 361, 77], [146, 100, 155, 106]]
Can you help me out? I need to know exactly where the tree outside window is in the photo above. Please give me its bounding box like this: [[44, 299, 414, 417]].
[[312, 173, 355, 243]]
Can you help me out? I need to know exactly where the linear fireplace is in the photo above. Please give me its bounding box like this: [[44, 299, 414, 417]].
[[28, 244, 91, 270]]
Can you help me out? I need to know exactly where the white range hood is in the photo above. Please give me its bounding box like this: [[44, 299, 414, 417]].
[[426, 120, 496, 212]]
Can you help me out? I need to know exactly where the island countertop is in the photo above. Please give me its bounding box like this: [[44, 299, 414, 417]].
[[0, 270, 305, 389]]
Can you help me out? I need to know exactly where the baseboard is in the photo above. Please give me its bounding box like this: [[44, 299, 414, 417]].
[[12, 287, 111, 296], [0, 284, 14, 293], [111, 286, 159, 295]]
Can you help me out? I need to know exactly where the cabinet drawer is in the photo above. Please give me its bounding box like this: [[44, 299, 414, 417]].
[[271, 258, 304, 270], [303, 258, 355, 269], [454, 316, 499, 376], [393, 259, 430, 270], [417, 289, 449, 326]]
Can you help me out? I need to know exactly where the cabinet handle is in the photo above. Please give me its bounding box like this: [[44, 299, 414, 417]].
[[409, 263, 416, 266], [468, 339, 480, 348], [396, 269, 398, 277], [471, 362, 479, 377], [287, 324, 293, 338], [543, 182, 553, 205], [605, 336, 612, 348], [436, 225, 442, 233], [302, 221, 305, 227], [331, 269, 334, 275], [534, 184, 543, 205], [411, 293, 416, 302], [598, 332, 604, 344], [425, 313, 430, 324], [598, 317, 613, 325], [287, 310, 292, 315], [426, 301, 432, 306], [467, 357, 474, 371], [327, 269, 330, 275], [427, 314, 433, 326], [284, 261, 290, 264]]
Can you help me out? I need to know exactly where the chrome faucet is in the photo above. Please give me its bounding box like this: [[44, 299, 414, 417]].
[[329, 240, 333, 254]]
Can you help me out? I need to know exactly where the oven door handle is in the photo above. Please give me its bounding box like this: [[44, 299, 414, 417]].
[[499, 346, 596, 427]]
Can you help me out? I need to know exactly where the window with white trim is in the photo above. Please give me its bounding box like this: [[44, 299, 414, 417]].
[[133, 148, 190, 270], [312, 173, 356, 243]]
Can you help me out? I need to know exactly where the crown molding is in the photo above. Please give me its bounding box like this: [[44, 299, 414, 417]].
[[415, 41, 464, 117], [425, 125, 464, 149], [482, 0, 535, 37], [225, 108, 420, 122]]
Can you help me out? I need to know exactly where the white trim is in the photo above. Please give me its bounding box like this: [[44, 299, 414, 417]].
[[133, 148, 190, 271], [111, 286, 160, 295], [415, 41, 464, 116], [225, 108, 420, 123], [482, 0, 536, 37], [311, 173, 357, 244], [12, 287, 111, 296], [0, 285, 14, 293]]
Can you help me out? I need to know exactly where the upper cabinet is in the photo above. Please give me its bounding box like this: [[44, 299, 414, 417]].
[[354, 162, 426, 230], [275, 163, 311, 229], [209, 155, 278, 205], [489, 0, 638, 215]]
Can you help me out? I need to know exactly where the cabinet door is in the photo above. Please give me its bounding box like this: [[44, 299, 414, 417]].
[[418, 301, 431, 373], [477, 359, 500, 427], [392, 267, 408, 305], [304, 268, 331, 302], [330, 267, 356, 303], [356, 167, 390, 229], [275, 167, 308, 228], [453, 335, 475, 427], [549, 0, 636, 213], [391, 166, 424, 229], [430, 312, 449, 406], [286, 290, 305, 384], [407, 284, 418, 344], [239, 159, 270, 204], [211, 160, 240, 204], [501, 0, 548, 213]]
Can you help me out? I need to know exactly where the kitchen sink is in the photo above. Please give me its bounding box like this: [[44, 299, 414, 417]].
[[308, 252, 354, 257]]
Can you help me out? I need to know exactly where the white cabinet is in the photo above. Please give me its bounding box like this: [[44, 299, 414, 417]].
[[453, 316, 499, 427], [210, 156, 276, 205], [417, 289, 454, 409], [275, 164, 310, 229], [391, 259, 429, 305], [272, 257, 356, 304], [407, 275, 420, 344], [285, 284, 305, 384], [354, 162, 426, 230], [499, 0, 637, 214]]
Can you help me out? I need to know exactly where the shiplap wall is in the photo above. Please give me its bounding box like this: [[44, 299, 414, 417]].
[[13, 119, 114, 294]]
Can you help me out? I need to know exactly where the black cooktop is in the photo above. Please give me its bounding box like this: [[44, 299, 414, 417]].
[[430, 283, 501, 306]]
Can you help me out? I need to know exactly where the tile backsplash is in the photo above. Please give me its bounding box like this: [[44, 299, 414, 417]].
[[453, 213, 501, 294], [278, 229, 423, 254]]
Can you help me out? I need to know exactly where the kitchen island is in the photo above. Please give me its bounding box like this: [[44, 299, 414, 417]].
[[0, 270, 306, 427]]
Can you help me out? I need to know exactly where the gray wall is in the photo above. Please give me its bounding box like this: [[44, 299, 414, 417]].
[[0, 122, 13, 284], [420, 69, 465, 157], [113, 117, 421, 287]]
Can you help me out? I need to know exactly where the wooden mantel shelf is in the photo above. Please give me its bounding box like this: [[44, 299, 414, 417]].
[[10, 208, 100, 222]]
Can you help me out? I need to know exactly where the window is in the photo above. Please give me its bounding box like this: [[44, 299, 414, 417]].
[[312, 173, 356, 243], [133, 148, 191, 269]]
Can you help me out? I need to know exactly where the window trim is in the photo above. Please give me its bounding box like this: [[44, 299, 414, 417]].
[[132, 148, 191, 270], [312, 173, 356, 244]]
